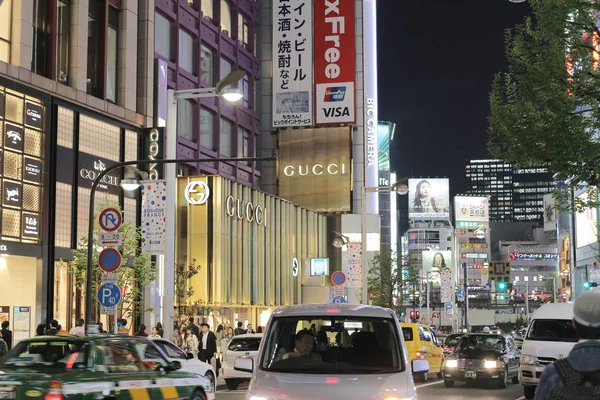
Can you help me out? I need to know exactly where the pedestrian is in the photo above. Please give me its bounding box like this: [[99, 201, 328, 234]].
[[234, 321, 245, 336], [69, 318, 85, 336], [173, 322, 181, 347], [1, 321, 12, 350], [155, 322, 164, 338], [182, 327, 199, 360], [534, 290, 600, 399], [35, 323, 46, 336], [118, 319, 129, 335], [0, 331, 7, 358], [215, 324, 224, 353], [221, 326, 234, 351], [188, 317, 200, 340], [98, 322, 106, 334], [198, 323, 217, 364], [135, 324, 148, 337], [246, 323, 255, 334], [257, 326, 263, 334], [149, 327, 161, 338]]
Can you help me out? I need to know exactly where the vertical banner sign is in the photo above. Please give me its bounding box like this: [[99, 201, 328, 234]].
[[155, 59, 168, 126], [272, 0, 313, 127], [314, 0, 355, 124], [143, 127, 164, 180], [363, 0, 378, 214], [440, 270, 453, 303], [141, 180, 167, 255], [344, 242, 363, 288]]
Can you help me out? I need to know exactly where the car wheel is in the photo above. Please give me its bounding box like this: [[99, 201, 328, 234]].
[[524, 386, 536, 399], [437, 371, 444, 379], [204, 371, 216, 392], [415, 372, 427, 383], [444, 379, 454, 388], [190, 389, 207, 400], [512, 372, 520, 384], [497, 367, 508, 389], [225, 379, 239, 390]]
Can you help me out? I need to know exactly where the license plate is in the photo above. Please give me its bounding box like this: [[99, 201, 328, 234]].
[[0, 391, 15, 399], [465, 371, 476, 379]]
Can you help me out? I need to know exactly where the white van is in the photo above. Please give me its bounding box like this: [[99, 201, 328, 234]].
[[520, 302, 577, 399], [234, 303, 428, 400]]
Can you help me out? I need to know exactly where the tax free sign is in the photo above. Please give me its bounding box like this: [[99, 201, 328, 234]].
[[314, 0, 355, 124]]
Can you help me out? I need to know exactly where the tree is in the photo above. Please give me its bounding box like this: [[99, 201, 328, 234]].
[[489, 0, 600, 210], [60, 201, 156, 323], [174, 256, 201, 319]]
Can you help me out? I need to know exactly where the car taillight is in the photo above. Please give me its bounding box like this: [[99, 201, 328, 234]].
[[45, 380, 64, 400], [416, 352, 422, 359]]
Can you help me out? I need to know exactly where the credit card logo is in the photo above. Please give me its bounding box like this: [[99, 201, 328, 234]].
[[324, 87, 346, 102]]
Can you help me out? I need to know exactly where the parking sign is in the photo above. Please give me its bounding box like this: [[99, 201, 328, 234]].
[[97, 283, 121, 308]]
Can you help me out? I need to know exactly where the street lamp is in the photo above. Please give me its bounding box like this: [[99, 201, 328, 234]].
[[508, 0, 526, 3], [332, 231, 350, 249], [361, 178, 409, 304], [84, 70, 259, 334]]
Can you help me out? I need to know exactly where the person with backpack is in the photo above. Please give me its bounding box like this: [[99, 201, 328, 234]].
[[535, 290, 600, 399]]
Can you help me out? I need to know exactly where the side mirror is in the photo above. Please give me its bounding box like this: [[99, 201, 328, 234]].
[[234, 356, 254, 373], [187, 352, 195, 360], [412, 359, 429, 376], [171, 361, 182, 371]]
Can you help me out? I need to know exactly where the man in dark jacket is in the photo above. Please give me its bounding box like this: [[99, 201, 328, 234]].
[[0, 321, 12, 350], [198, 323, 217, 363], [234, 321, 245, 336], [535, 290, 600, 399], [188, 317, 200, 341]]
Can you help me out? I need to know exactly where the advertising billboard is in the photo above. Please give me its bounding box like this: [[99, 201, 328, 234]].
[[408, 178, 450, 219], [576, 192, 597, 248], [272, 0, 313, 127], [543, 193, 557, 232], [454, 196, 489, 229], [278, 127, 352, 212], [363, 0, 378, 214], [314, 0, 355, 124], [378, 122, 392, 173], [421, 250, 453, 285]]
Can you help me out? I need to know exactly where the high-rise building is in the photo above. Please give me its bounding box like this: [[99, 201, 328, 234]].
[[465, 159, 553, 223]]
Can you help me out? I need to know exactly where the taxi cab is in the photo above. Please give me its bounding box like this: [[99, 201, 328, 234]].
[[0, 334, 214, 400], [400, 322, 444, 381]]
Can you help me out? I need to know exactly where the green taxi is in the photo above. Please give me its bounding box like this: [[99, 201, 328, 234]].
[[0, 335, 214, 400]]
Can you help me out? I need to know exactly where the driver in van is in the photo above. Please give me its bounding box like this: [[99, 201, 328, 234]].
[[534, 290, 600, 400], [279, 329, 322, 361]]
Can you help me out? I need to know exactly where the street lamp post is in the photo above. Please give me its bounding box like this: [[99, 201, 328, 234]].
[[360, 181, 408, 304], [84, 155, 275, 333]]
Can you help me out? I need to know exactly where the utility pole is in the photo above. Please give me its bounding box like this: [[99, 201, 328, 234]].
[[463, 262, 469, 331]]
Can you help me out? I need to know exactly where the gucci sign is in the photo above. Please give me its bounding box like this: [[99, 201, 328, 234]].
[[185, 181, 210, 205], [283, 163, 347, 177], [226, 196, 267, 226]]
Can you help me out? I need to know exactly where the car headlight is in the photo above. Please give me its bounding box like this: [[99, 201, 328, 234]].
[[520, 354, 539, 366], [445, 359, 458, 368], [384, 396, 417, 400], [247, 396, 277, 400], [484, 360, 501, 369]]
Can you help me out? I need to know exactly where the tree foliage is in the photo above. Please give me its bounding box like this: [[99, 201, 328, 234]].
[[489, 0, 600, 210], [174, 256, 201, 316], [367, 249, 420, 311], [60, 201, 156, 322]]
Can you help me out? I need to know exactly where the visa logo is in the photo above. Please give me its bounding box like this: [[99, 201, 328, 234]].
[[323, 107, 350, 118], [324, 87, 346, 102]]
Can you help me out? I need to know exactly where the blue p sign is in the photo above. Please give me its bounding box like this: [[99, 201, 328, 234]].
[[97, 283, 121, 308]]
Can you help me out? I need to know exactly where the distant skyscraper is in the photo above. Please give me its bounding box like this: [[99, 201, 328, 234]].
[[465, 159, 553, 223]]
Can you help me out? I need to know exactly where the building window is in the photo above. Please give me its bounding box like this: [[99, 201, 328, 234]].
[[87, 0, 102, 97], [199, 107, 214, 150], [155, 12, 172, 60], [242, 75, 249, 108], [238, 13, 249, 47], [32, 0, 49, 77], [220, 57, 232, 80], [238, 128, 249, 162], [178, 29, 195, 74], [56, 0, 70, 83], [106, 6, 119, 103], [220, 0, 232, 36], [201, 0, 213, 19], [178, 100, 194, 142], [0, 0, 11, 63], [219, 118, 232, 156], [200, 45, 213, 85]]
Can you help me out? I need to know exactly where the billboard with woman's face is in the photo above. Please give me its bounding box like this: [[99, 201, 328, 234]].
[[422, 250, 453, 285], [408, 178, 450, 220]]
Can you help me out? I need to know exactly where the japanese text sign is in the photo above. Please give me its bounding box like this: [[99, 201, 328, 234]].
[[272, 0, 313, 127]]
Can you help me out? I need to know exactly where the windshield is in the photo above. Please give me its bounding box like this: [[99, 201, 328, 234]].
[[1, 340, 89, 370], [228, 337, 261, 352], [445, 335, 461, 347], [260, 316, 404, 374], [456, 335, 505, 352], [401, 327, 413, 342], [526, 319, 577, 343]]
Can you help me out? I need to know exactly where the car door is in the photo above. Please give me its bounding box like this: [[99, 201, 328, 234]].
[[156, 339, 209, 376]]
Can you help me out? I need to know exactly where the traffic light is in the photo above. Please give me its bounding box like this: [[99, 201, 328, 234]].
[[416, 311, 421, 320], [584, 282, 598, 289], [410, 310, 415, 320], [497, 281, 507, 291]]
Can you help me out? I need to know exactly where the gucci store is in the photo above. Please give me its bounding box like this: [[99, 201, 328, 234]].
[[176, 176, 328, 328]]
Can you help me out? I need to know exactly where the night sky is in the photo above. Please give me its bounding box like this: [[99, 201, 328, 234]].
[[377, 0, 530, 201]]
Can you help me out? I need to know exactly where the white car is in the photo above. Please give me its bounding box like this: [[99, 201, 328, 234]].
[[234, 304, 428, 400], [150, 337, 217, 395], [222, 333, 263, 390]]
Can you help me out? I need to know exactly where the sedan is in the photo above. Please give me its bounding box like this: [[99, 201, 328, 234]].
[[442, 333, 520, 388], [151, 337, 217, 394]]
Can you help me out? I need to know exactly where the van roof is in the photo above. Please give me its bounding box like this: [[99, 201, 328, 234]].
[[531, 302, 574, 320], [271, 303, 395, 319]]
